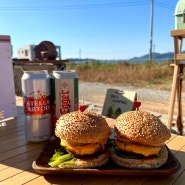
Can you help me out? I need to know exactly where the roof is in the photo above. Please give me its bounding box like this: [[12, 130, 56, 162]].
[[175, 0, 185, 16]]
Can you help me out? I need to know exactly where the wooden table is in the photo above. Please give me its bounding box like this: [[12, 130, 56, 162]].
[[0, 97, 185, 185]]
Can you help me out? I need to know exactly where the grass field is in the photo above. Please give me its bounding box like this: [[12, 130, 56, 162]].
[[66, 60, 178, 91]]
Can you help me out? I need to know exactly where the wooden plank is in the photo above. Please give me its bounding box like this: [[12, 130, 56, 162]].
[[141, 145, 185, 185], [0, 125, 25, 137], [0, 142, 46, 161], [141, 174, 177, 185], [12, 59, 69, 66], [0, 117, 24, 132], [165, 134, 178, 144], [0, 168, 40, 185], [0, 155, 37, 181], [171, 29, 185, 37], [0, 119, 23, 129], [24, 176, 51, 185], [0, 131, 25, 144], [0, 130, 25, 141], [170, 63, 185, 67], [110, 176, 147, 185], [176, 53, 185, 60], [167, 65, 179, 130], [4, 170, 95, 185], [166, 135, 185, 154], [24, 175, 95, 185], [0, 137, 27, 153], [173, 170, 185, 185], [0, 118, 24, 129], [0, 147, 43, 171], [77, 175, 122, 185]]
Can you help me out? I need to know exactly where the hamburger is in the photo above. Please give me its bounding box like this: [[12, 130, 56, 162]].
[[52, 111, 111, 168], [111, 110, 171, 169]]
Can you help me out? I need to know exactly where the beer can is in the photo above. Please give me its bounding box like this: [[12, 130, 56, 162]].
[[21, 70, 52, 142], [51, 70, 79, 129]]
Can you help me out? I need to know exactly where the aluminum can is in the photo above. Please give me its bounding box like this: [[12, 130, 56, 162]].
[[21, 70, 52, 142], [51, 70, 79, 130]]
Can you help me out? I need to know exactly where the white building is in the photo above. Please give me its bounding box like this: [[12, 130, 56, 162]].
[[17, 45, 35, 61], [17, 45, 61, 61]]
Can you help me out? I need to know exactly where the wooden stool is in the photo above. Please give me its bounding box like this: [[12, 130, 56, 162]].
[[168, 30, 185, 135]]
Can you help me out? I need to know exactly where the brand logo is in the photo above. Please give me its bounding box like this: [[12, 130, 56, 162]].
[[60, 89, 71, 114], [24, 95, 51, 115]]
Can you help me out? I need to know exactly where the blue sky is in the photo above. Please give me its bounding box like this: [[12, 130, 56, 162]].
[[0, 0, 178, 60]]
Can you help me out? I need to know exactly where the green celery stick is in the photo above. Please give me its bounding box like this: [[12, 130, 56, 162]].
[[48, 154, 73, 167]]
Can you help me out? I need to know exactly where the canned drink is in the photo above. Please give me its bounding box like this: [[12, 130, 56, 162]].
[[21, 70, 52, 142], [51, 70, 79, 129]]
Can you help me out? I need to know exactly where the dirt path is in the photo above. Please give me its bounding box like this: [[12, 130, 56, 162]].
[[79, 82, 185, 134], [79, 81, 185, 114]]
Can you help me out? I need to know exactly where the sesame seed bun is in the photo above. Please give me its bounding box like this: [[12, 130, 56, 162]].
[[55, 111, 111, 144], [115, 111, 171, 147], [111, 111, 171, 169], [111, 145, 168, 169], [54, 111, 111, 168]]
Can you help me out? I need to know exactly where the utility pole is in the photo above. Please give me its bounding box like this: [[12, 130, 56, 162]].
[[149, 0, 154, 62], [79, 49, 82, 60]]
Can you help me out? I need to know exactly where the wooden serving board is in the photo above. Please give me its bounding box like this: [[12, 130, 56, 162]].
[[32, 137, 181, 176]]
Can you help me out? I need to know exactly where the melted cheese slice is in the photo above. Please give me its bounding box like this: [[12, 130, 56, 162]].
[[60, 139, 106, 156], [115, 139, 161, 157]]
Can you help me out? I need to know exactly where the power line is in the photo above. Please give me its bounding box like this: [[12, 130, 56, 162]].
[[0, 1, 150, 11], [0, 1, 175, 11], [155, 1, 175, 11], [0, 1, 176, 12]]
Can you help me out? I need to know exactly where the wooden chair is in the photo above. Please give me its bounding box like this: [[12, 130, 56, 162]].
[[168, 30, 185, 135]]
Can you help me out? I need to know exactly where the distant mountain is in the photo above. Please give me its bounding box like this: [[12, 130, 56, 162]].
[[128, 52, 174, 62], [68, 51, 176, 63]]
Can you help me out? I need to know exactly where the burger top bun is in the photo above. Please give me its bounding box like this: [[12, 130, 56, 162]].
[[55, 111, 111, 144], [115, 111, 171, 147]]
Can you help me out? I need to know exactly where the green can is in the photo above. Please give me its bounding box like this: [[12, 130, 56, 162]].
[[51, 70, 79, 130]]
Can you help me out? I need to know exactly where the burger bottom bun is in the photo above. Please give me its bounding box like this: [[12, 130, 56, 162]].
[[111, 146, 168, 169], [58, 146, 110, 169]]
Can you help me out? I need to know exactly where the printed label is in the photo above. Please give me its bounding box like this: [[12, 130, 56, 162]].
[[24, 90, 51, 115], [56, 79, 75, 118], [24, 96, 51, 115], [59, 89, 71, 114]]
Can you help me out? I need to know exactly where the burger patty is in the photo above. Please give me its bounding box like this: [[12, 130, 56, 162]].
[[114, 136, 162, 157], [60, 138, 108, 157], [114, 148, 159, 159]]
